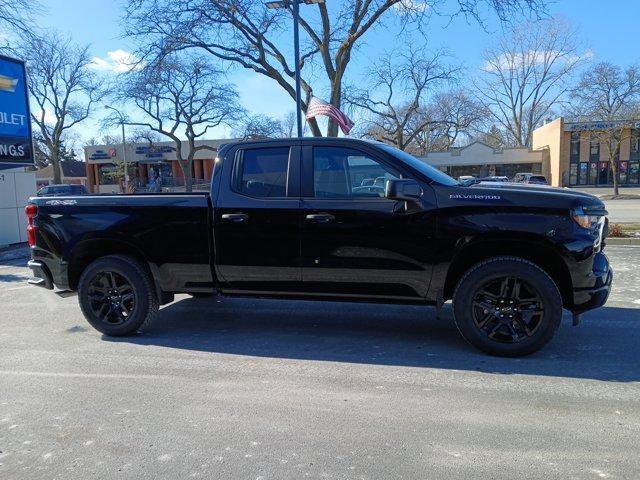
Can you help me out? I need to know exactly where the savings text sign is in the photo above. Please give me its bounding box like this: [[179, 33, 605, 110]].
[[0, 55, 33, 166]]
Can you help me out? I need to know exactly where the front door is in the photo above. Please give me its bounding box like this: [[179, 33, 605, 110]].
[[299, 144, 437, 301], [213, 143, 302, 293]]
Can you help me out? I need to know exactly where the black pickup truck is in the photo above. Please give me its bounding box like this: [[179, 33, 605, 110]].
[[26, 138, 612, 356]]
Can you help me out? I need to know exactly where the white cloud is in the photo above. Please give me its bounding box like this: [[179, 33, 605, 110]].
[[392, 0, 429, 13], [90, 50, 140, 73], [483, 49, 592, 72]]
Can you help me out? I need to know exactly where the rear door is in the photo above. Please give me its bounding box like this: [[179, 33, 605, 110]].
[[213, 143, 302, 294], [299, 143, 437, 301]]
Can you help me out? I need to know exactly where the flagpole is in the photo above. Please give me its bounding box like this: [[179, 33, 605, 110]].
[[293, 0, 303, 138], [266, 0, 325, 137]]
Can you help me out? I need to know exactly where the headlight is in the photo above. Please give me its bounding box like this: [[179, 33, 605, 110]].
[[572, 213, 600, 229], [571, 206, 606, 230]]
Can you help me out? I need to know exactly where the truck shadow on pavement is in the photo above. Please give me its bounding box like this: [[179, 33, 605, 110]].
[[106, 296, 640, 383]]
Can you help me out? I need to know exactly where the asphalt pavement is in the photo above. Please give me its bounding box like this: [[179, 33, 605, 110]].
[[602, 199, 640, 224], [0, 247, 639, 479]]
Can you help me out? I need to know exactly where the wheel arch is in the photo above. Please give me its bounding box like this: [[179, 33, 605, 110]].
[[68, 238, 152, 292], [443, 236, 573, 308]]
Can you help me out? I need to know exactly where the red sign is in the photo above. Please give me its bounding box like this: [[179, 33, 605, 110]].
[[108, 148, 117, 158]]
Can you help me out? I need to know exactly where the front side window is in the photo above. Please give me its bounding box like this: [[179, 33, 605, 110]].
[[313, 147, 400, 198], [237, 147, 289, 198]]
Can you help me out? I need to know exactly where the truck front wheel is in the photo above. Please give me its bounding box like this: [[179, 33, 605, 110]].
[[77, 255, 159, 336], [452, 256, 563, 357]]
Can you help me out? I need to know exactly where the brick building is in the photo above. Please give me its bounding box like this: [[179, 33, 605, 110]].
[[83, 139, 234, 193], [532, 117, 640, 187]]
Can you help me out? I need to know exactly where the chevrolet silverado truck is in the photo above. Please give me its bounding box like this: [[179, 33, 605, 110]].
[[25, 138, 612, 356]]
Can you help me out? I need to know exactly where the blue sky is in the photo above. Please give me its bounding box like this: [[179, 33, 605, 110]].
[[30, 0, 640, 145]]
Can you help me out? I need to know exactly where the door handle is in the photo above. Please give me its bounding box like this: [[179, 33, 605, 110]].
[[221, 213, 248, 223], [305, 213, 335, 224]]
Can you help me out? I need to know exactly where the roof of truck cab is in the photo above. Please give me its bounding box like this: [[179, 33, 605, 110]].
[[220, 137, 385, 149]]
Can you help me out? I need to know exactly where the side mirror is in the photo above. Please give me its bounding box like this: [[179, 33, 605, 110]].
[[385, 179, 422, 201]]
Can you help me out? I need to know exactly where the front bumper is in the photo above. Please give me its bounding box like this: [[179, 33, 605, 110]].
[[571, 252, 613, 313]]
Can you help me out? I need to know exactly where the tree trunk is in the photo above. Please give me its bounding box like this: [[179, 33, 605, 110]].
[[326, 80, 342, 137], [308, 117, 322, 137], [51, 151, 62, 184], [181, 160, 193, 193], [612, 159, 619, 196]]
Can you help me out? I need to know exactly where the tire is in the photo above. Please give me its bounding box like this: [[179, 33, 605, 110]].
[[78, 255, 158, 336], [452, 256, 562, 357]]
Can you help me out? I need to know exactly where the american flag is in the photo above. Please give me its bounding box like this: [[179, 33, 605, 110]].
[[305, 96, 355, 135]]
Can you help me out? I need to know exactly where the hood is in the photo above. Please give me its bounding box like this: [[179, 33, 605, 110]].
[[434, 181, 606, 213]]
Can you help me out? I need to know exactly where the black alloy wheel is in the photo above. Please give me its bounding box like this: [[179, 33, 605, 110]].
[[453, 256, 563, 357], [87, 270, 136, 326], [78, 255, 158, 336], [471, 276, 544, 344]]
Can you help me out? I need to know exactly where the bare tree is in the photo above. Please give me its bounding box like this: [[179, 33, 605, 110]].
[[475, 125, 508, 149], [124, 0, 547, 137], [235, 114, 297, 139], [475, 19, 584, 147], [8, 32, 104, 183], [116, 55, 242, 192], [346, 48, 458, 151], [568, 62, 640, 195], [410, 90, 486, 154], [0, 0, 38, 36], [280, 111, 297, 138]]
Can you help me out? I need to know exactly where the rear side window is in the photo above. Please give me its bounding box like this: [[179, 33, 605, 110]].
[[236, 147, 289, 198], [52, 186, 71, 195]]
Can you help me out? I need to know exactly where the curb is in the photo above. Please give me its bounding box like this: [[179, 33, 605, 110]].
[[606, 237, 640, 246]]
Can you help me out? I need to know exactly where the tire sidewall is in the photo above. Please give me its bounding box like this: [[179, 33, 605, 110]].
[[78, 256, 152, 336], [453, 257, 563, 357]]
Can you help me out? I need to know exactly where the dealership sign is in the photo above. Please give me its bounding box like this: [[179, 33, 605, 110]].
[[0, 55, 33, 167]]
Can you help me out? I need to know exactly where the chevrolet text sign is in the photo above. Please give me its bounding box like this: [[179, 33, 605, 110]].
[[0, 55, 33, 166]]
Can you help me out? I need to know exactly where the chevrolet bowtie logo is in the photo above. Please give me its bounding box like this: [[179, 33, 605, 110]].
[[0, 74, 18, 92]]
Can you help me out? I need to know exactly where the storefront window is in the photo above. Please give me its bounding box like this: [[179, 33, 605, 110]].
[[631, 130, 640, 160], [98, 164, 118, 185], [598, 162, 610, 185], [589, 137, 600, 161], [569, 164, 578, 185], [570, 132, 580, 162], [629, 162, 639, 184], [579, 162, 588, 184], [589, 162, 598, 185], [619, 161, 628, 184]]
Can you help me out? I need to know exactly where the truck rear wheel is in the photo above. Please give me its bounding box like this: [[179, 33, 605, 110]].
[[78, 255, 158, 336], [452, 256, 562, 357]]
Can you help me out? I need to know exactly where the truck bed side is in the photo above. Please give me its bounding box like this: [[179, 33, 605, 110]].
[[28, 193, 215, 295]]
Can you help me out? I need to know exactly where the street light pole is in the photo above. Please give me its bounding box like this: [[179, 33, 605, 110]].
[[265, 0, 325, 138], [104, 105, 129, 193], [120, 119, 129, 192]]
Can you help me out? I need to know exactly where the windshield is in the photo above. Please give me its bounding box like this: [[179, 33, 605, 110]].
[[378, 144, 459, 186]]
